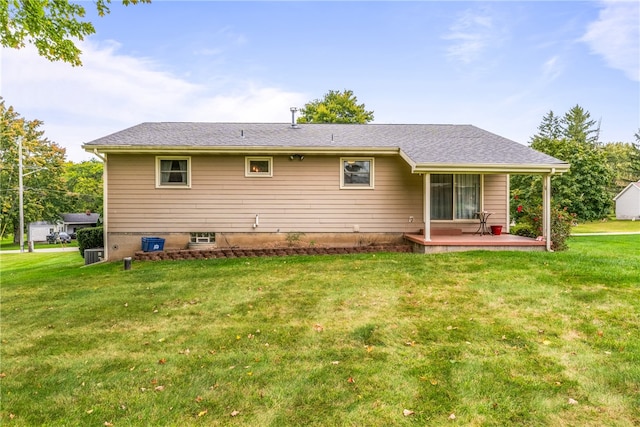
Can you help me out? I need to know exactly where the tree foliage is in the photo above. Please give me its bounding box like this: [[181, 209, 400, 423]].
[[64, 160, 103, 215], [511, 105, 615, 222], [0, 99, 68, 240], [297, 90, 374, 124], [1, 0, 150, 66]]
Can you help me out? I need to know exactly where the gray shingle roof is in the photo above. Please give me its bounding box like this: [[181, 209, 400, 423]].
[[84, 122, 568, 170], [63, 213, 100, 223]]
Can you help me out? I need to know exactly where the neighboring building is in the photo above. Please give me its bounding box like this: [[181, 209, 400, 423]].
[[62, 212, 101, 234], [84, 122, 570, 260], [614, 181, 640, 220], [28, 221, 57, 242]]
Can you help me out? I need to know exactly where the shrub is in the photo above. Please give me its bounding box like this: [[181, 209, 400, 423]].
[[76, 227, 104, 257], [511, 223, 537, 238], [512, 204, 574, 251]]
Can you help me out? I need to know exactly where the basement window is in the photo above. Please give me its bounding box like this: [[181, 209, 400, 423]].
[[190, 232, 216, 243], [156, 157, 191, 188], [341, 158, 374, 189], [245, 157, 273, 177]]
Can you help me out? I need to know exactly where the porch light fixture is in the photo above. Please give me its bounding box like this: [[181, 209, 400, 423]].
[[289, 154, 304, 161]]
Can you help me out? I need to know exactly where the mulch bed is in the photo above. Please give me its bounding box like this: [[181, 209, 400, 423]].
[[134, 244, 413, 261]]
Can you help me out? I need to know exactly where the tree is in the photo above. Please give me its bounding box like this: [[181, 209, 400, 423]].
[[64, 160, 104, 215], [534, 110, 563, 141], [602, 142, 637, 190], [511, 105, 615, 222], [1, 0, 150, 66], [631, 129, 640, 180], [561, 104, 599, 145], [297, 90, 374, 124], [0, 99, 68, 241]]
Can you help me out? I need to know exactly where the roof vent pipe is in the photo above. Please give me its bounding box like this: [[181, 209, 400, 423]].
[[290, 107, 298, 128]]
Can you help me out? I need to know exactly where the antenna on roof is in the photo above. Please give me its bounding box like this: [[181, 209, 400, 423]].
[[290, 107, 298, 128]]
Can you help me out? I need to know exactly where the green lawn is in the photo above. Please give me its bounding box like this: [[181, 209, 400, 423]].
[[0, 235, 78, 251], [572, 218, 640, 234], [1, 236, 639, 426]]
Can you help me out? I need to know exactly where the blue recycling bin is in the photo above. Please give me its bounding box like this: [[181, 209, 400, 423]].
[[141, 237, 165, 252]]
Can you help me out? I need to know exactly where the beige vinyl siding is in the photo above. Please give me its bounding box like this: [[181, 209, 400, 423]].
[[107, 154, 424, 233], [483, 174, 508, 227]]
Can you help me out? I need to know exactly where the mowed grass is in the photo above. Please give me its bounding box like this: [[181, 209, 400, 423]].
[[1, 236, 639, 426], [572, 218, 640, 234]]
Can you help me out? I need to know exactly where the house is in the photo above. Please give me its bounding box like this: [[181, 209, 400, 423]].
[[62, 212, 101, 234], [614, 181, 640, 220], [83, 122, 570, 260]]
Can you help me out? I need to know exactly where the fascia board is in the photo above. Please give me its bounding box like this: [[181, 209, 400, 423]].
[[84, 145, 400, 156], [411, 163, 570, 175]]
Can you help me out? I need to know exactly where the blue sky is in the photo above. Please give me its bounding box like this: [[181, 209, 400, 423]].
[[2, 1, 639, 162]]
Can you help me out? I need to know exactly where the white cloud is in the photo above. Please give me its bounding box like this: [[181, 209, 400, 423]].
[[542, 55, 564, 82], [0, 41, 306, 161], [581, 0, 640, 81], [443, 8, 496, 64]]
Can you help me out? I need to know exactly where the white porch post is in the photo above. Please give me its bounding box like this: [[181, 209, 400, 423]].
[[423, 173, 431, 241], [543, 174, 552, 251]]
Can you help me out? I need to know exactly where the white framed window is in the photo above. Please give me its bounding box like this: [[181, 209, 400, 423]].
[[431, 174, 482, 220], [190, 232, 216, 243], [245, 157, 273, 177], [340, 158, 374, 189], [156, 156, 191, 188]]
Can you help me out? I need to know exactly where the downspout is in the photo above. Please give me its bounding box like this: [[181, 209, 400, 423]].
[[94, 150, 108, 260], [423, 173, 431, 241]]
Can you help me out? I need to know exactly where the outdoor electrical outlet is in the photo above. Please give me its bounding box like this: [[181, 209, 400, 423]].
[[409, 216, 414, 223]]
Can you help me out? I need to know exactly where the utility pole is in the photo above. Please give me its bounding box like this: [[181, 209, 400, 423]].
[[18, 136, 25, 252]]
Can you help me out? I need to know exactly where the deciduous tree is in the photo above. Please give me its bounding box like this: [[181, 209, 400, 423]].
[[64, 160, 103, 215], [0, 99, 68, 240], [297, 90, 374, 124], [511, 105, 615, 222], [1, 0, 150, 66]]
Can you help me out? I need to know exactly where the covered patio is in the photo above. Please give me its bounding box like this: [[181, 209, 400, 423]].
[[404, 232, 545, 254]]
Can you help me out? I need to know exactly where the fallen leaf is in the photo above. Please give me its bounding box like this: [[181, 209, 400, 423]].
[[347, 377, 355, 383], [158, 358, 166, 365], [86, 409, 94, 414], [231, 410, 240, 417], [403, 409, 415, 416], [405, 341, 415, 346], [597, 330, 604, 337], [154, 385, 165, 391], [449, 413, 456, 420], [313, 324, 324, 332], [430, 379, 439, 385], [568, 398, 578, 405], [9, 414, 16, 419], [0, 373, 6, 378], [104, 422, 114, 427], [331, 361, 340, 365], [366, 345, 374, 353], [195, 396, 203, 403], [198, 409, 208, 417]]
